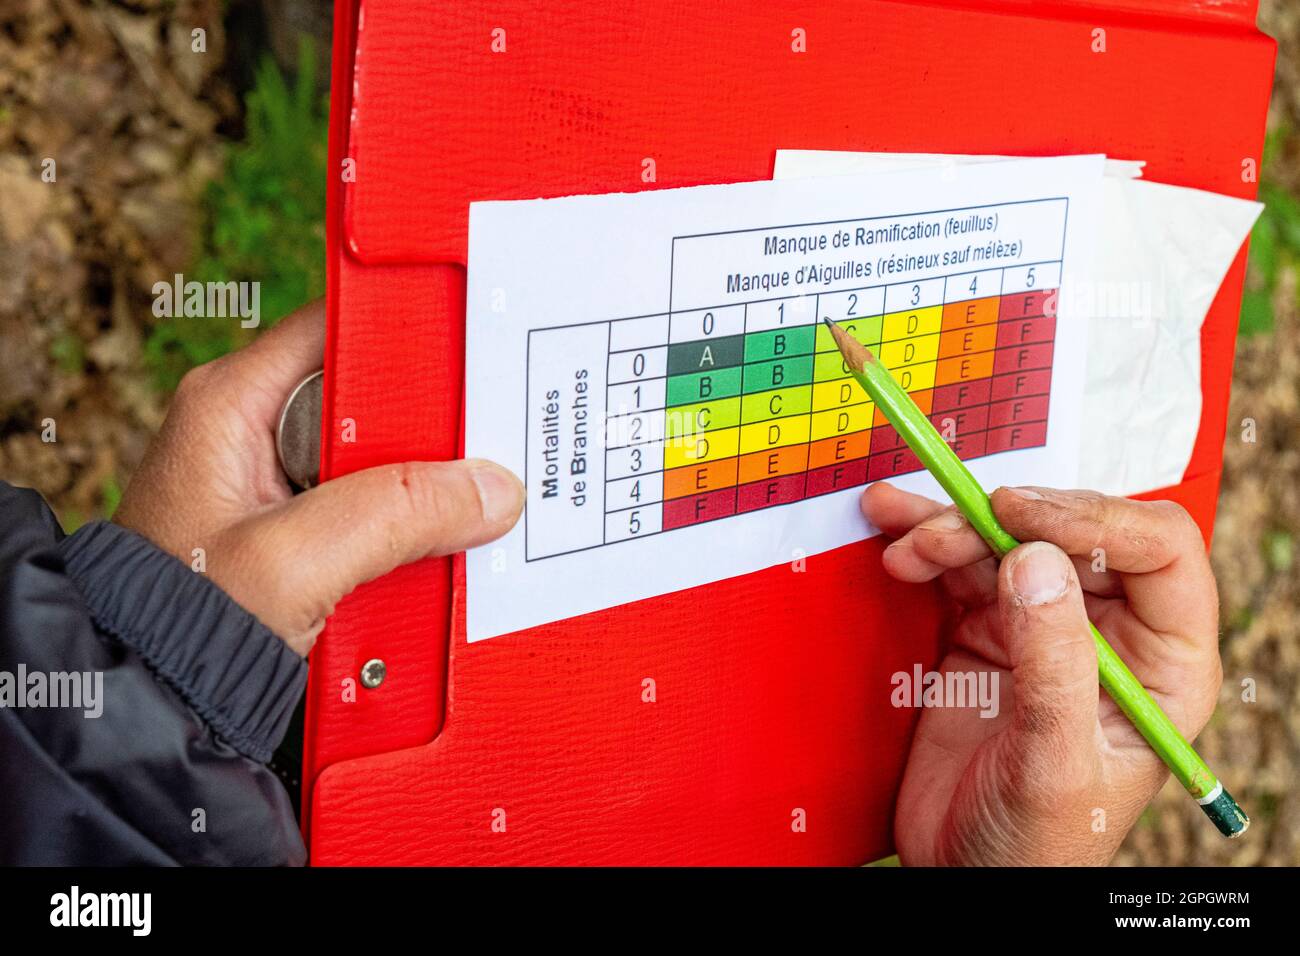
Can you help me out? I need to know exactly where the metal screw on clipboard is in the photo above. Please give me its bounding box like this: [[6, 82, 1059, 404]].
[[360, 659, 387, 690], [277, 372, 389, 695]]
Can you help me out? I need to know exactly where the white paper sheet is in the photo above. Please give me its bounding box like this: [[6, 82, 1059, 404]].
[[775, 150, 1147, 182], [774, 150, 1262, 495], [465, 156, 1104, 642]]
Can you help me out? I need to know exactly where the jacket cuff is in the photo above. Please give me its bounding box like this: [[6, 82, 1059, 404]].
[[60, 522, 306, 763]]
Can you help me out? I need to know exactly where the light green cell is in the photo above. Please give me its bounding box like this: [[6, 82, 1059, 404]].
[[740, 385, 813, 424], [743, 325, 816, 364], [813, 349, 862, 382], [815, 315, 882, 352], [664, 396, 742, 438]]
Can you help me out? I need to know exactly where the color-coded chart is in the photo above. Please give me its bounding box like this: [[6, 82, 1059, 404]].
[[472, 157, 1103, 639], [527, 260, 1060, 560]]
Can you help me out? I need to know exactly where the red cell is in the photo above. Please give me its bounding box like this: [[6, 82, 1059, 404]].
[[736, 472, 807, 513], [868, 447, 923, 481], [662, 487, 736, 529], [931, 404, 989, 438], [805, 458, 869, 497], [998, 288, 1058, 320], [869, 423, 902, 453], [996, 315, 1056, 349], [990, 368, 1052, 401], [987, 394, 1050, 428], [931, 378, 992, 414], [985, 421, 1048, 454], [993, 342, 1054, 376], [950, 431, 988, 460]]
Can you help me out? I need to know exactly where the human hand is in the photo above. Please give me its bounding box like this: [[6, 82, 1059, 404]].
[[861, 483, 1221, 866], [114, 300, 523, 656]]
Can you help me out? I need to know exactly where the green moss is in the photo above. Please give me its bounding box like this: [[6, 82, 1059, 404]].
[[1254, 791, 1278, 822], [145, 37, 328, 390], [100, 474, 122, 519], [1263, 529, 1294, 573], [49, 331, 86, 373], [60, 509, 84, 534], [1243, 129, 1300, 337]]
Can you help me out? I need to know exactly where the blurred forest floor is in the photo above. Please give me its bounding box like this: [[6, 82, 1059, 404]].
[[0, 0, 233, 522], [0, 0, 326, 525], [1113, 0, 1300, 867], [0, 1, 1296, 864]]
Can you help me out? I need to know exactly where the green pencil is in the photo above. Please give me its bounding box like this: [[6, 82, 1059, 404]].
[[823, 317, 1248, 838]]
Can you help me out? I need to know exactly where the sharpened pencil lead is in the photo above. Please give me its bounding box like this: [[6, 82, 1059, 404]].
[[823, 316, 870, 371]]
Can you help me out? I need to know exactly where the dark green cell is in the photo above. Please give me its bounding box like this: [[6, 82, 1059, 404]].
[[666, 365, 743, 405], [743, 325, 815, 364], [743, 354, 814, 393], [666, 334, 745, 376]]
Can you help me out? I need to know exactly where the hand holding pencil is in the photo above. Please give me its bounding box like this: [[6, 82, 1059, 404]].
[[865, 482, 1228, 865], [825, 319, 1246, 862]]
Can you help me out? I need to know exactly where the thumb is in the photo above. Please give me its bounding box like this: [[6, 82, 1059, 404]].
[[221, 459, 523, 649], [998, 541, 1099, 779]]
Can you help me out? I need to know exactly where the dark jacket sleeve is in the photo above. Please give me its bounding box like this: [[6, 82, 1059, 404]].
[[0, 481, 307, 865]]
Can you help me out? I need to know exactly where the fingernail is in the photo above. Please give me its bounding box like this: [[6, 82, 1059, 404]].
[[471, 464, 523, 523], [1009, 542, 1070, 605], [883, 537, 914, 563], [924, 510, 966, 532], [1001, 486, 1045, 500]]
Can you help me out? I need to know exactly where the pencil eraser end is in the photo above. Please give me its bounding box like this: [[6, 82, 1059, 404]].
[[1200, 786, 1249, 839]]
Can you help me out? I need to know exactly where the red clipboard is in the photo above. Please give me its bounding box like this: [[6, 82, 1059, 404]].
[[303, 0, 1273, 865]]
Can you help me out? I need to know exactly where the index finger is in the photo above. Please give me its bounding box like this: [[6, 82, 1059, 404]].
[[989, 486, 1218, 640]]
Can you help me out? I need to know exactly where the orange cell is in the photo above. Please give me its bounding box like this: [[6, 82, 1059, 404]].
[[737, 444, 810, 485], [936, 352, 996, 387], [663, 458, 738, 500], [941, 297, 1000, 331], [808, 431, 872, 470], [937, 322, 998, 359], [875, 389, 931, 426]]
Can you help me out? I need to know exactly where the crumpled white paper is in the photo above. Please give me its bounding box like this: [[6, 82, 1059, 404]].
[[773, 150, 1262, 496]]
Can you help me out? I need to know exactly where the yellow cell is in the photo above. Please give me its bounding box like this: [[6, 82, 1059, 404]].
[[878, 332, 940, 369], [810, 403, 875, 441], [812, 377, 869, 411], [738, 416, 811, 455], [881, 305, 942, 342], [663, 426, 740, 469], [890, 362, 936, 392]]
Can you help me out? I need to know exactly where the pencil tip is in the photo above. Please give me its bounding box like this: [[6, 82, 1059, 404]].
[[823, 316, 870, 371]]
